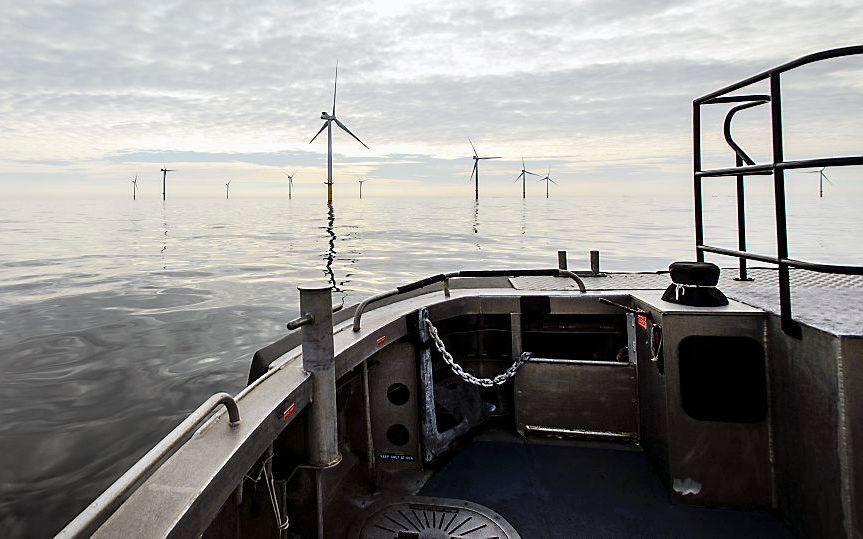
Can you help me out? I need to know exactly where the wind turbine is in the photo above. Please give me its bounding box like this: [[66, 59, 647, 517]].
[[513, 156, 539, 199], [468, 138, 500, 200], [160, 166, 175, 201], [225, 180, 231, 200], [309, 63, 369, 203], [282, 170, 295, 200], [357, 178, 368, 199], [537, 168, 558, 198], [801, 167, 833, 197], [131, 174, 139, 200]]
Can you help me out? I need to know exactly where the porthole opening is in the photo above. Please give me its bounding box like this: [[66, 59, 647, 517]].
[[386, 383, 410, 406], [386, 424, 410, 446]]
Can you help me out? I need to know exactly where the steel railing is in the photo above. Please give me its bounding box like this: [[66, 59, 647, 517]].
[[57, 393, 240, 538], [693, 45, 863, 337]]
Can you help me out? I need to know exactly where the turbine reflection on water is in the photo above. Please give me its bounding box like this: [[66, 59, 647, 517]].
[[323, 202, 339, 292]]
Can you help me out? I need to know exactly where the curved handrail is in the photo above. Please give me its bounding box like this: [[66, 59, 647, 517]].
[[352, 268, 587, 332], [693, 46, 863, 336], [723, 98, 769, 166], [697, 45, 863, 104], [57, 393, 240, 538]]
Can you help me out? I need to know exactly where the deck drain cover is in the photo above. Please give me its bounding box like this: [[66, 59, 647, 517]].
[[352, 496, 520, 538]]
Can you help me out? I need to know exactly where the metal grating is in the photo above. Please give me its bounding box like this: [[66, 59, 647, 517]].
[[352, 496, 520, 538], [510, 268, 863, 337]]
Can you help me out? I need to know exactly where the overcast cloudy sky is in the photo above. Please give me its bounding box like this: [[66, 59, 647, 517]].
[[1, 0, 861, 197]]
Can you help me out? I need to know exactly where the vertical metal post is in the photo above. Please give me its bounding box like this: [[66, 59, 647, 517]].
[[769, 74, 800, 338], [693, 102, 705, 262], [735, 154, 751, 281], [475, 163, 479, 201], [361, 360, 376, 491], [299, 286, 341, 467], [327, 123, 333, 203], [557, 250, 567, 270], [590, 250, 600, 274]]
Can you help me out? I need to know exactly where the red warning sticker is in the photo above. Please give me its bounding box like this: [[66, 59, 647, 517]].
[[282, 403, 297, 421], [637, 315, 648, 330], [376, 335, 387, 346]]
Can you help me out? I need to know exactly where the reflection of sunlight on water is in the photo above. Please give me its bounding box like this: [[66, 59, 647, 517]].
[[0, 190, 861, 535]]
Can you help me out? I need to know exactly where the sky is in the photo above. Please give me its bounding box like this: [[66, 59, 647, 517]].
[[0, 0, 861, 198]]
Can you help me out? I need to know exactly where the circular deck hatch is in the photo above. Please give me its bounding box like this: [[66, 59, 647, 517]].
[[352, 496, 520, 538]]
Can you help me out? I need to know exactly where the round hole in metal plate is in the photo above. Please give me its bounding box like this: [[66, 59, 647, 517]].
[[386, 424, 410, 446], [386, 383, 410, 406]]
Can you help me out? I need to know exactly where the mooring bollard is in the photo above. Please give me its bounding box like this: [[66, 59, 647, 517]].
[[558, 250, 568, 270], [590, 250, 600, 274], [297, 287, 341, 469]]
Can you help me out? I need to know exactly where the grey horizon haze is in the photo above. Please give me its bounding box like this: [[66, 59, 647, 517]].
[[0, 0, 861, 198]]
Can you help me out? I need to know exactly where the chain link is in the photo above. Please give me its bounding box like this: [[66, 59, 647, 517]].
[[424, 315, 531, 387]]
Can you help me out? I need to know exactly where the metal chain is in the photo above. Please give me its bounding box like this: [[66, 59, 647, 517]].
[[424, 316, 531, 387]]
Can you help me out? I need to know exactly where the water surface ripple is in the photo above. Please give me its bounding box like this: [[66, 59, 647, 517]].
[[0, 193, 858, 536]]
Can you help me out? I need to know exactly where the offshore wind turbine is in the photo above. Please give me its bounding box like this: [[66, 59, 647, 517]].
[[131, 174, 139, 200], [801, 167, 833, 197], [309, 63, 369, 203], [513, 156, 539, 199], [160, 166, 175, 201], [537, 168, 558, 198], [358, 178, 368, 199], [225, 180, 231, 200], [468, 138, 500, 200], [282, 170, 295, 200]]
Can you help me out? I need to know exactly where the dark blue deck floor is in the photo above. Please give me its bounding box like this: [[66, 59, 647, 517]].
[[419, 440, 789, 538]]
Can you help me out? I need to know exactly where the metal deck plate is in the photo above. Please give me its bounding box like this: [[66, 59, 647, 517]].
[[511, 268, 863, 337], [352, 496, 521, 538]]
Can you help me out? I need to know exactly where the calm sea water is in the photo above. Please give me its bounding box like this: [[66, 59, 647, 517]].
[[0, 189, 859, 536]]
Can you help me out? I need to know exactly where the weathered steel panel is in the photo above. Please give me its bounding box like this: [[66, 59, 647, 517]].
[[367, 341, 421, 469], [515, 360, 638, 437], [662, 313, 772, 508], [769, 317, 845, 537], [840, 337, 863, 537]]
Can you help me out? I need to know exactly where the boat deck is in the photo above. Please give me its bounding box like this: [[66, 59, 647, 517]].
[[419, 437, 789, 538], [511, 267, 863, 337]]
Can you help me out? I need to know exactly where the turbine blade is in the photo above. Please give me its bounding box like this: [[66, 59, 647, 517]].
[[525, 170, 540, 176], [469, 162, 477, 182], [513, 173, 522, 183], [332, 61, 338, 115], [334, 118, 369, 149], [550, 178, 559, 185], [522, 155, 526, 169], [824, 173, 835, 184], [309, 121, 329, 144], [468, 138, 478, 158]]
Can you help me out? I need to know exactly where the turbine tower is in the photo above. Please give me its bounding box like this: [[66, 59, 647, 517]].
[[513, 156, 539, 199], [282, 170, 295, 200], [131, 174, 139, 200], [309, 63, 369, 203], [468, 138, 500, 200], [538, 168, 558, 198], [160, 166, 175, 201], [801, 167, 833, 197], [358, 178, 368, 199], [225, 180, 231, 200]]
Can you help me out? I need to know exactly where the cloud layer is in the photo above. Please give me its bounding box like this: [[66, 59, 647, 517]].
[[1, 0, 861, 196]]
